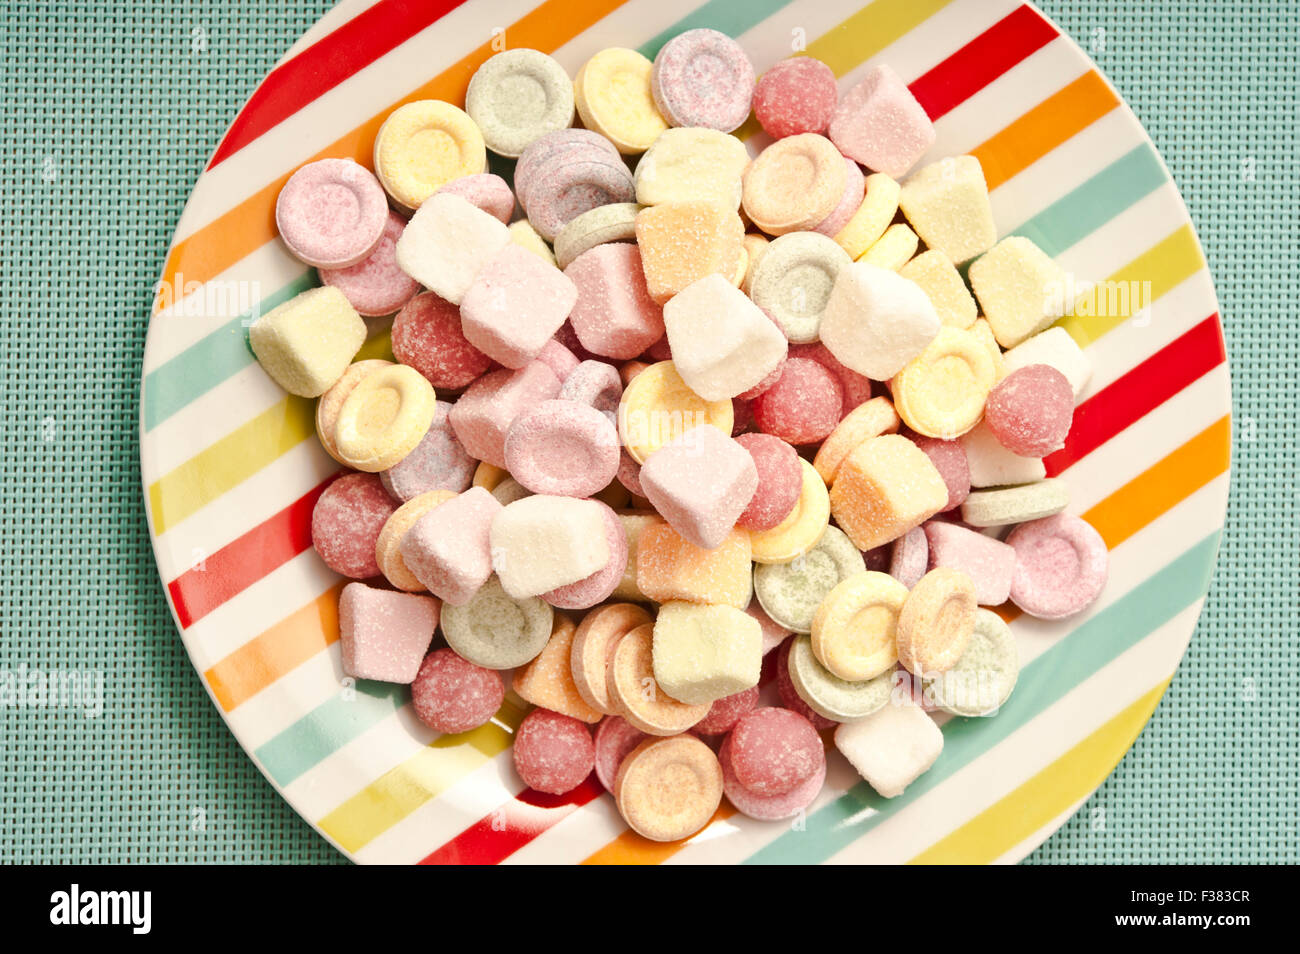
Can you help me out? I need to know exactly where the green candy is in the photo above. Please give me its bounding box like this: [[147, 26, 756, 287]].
[[754, 526, 865, 633], [441, 577, 554, 670], [787, 635, 894, 723], [925, 608, 1019, 716]]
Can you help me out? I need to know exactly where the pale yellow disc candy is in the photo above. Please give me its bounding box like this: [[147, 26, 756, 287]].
[[741, 232, 770, 292], [315, 359, 392, 464], [617, 360, 733, 463], [896, 568, 977, 675], [374, 489, 457, 592], [507, 219, 556, 266], [615, 735, 722, 842], [334, 364, 437, 472], [833, 172, 900, 258], [472, 461, 507, 492], [813, 396, 901, 486], [857, 222, 919, 270], [373, 100, 487, 210], [811, 570, 908, 681], [890, 326, 997, 440], [742, 133, 846, 235], [574, 48, 668, 155], [750, 459, 831, 564]]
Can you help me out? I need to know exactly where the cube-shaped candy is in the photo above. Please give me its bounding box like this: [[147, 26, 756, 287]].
[[829, 434, 947, 551], [959, 422, 1047, 488], [1001, 327, 1092, 399], [833, 700, 943, 798], [400, 486, 502, 606], [899, 250, 977, 328], [489, 495, 610, 598], [460, 244, 578, 368], [819, 261, 940, 381], [338, 581, 440, 683], [636, 522, 753, 609], [828, 65, 935, 179], [663, 274, 788, 401], [898, 156, 997, 265], [635, 201, 745, 305], [448, 361, 561, 468], [564, 243, 665, 359], [634, 127, 749, 209], [395, 192, 511, 304], [248, 286, 366, 397], [969, 236, 1071, 348], [652, 601, 762, 705], [613, 511, 663, 602], [923, 521, 1016, 606], [639, 425, 758, 549]]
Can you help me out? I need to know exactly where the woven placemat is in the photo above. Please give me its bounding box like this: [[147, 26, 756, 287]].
[[0, 0, 1293, 864]]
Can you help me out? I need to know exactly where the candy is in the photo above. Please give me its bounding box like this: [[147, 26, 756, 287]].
[[752, 358, 843, 446], [889, 526, 929, 587], [819, 261, 940, 381], [524, 154, 636, 241], [311, 473, 399, 579], [615, 735, 722, 840], [319, 210, 421, 316], [509, 219, 557, 265], [829, 434, 948, 551], [858, 222, 918, 270], [741, 232, 770, 289], [395, 192, 512, 305], [960, 422, 1047, 488], [890, 326, 997, 440], [812, 396, 901, 485], [633, 127, 749, 208], [663, 273, 788, 401], [338, 581, 439, 683], [984, 364, 1073, 457], [574, 48, 668, 154], [833, 172, 900, 259], [694, 686, 760, 735], [639, 425, 757, 549], [741, 133, 846, 235], [572, 602, 654, 714], [513, 614, 605, 722], [391, 291, 493, 390], [834, 699, 943, 797], [400, 486, 501, 605], [650, 28, 754, 132], [725, 706, 823, 798], [924, 608, 1018, 717], [651, 601, 761, 706], [829, 64, 934, 178], [515, 129, 621, 208], [815, 158, 867, 238], [554, 203, 639, 270], [617, 451, 645, 498], [787, 634, 892, 722], [381, 401, 476, 500], [1006, 513, 1108, 619], [747, 231, 852, 343], [276, 158, 388, 268], [721, 733, 826, 821], [617, 360, 733, 463], [809, 570, 907, 681], [489, 495, 610, 598], [755, 526, 865, 634], [753, 56, 838, 139], [961, 478, 1069, 528], [969, 317, 1005, 376], [969, 236, 1070, 348], [897, 155, 997, 265], [473, 461, 508, 492], [608, 623, 709, 735], [460, 245, 578, 368], [635, 201, 745, 304], [441, 576, 554, 669], [491, 476, 532, 505], [448, 361, 562, 468], [513, 708, 596, 795], [636, 522, 753, 609], [923, 520, 1015, 608], [790, 341, 877, 417], [910, 434, 970, 511], [316, 359, 393, 463], [612, 511, 659, 601], [465, 48, 575, 158], [373, 100, 486, 210], [734, 433, 802, 532], [436, 173, 516, 224], [375, 489, 457, 591], [411, 648, 505, 734], [1000, 326, 1092, 399], [333, 364, 438, 472], [504, 400, 620, 499], [536, 338, 580, 383], [896, 567, 977, 674], [558, 360, 623, 419], [542, 500, 628, 609], [745, 599, 794, 655], [594, 716, 649, 791], [898, 249, 977, 329], [565, 243, 666, 359], [248, 286, 366, 397], [750, 459, 831, 564], [775, 637, 837, 728]]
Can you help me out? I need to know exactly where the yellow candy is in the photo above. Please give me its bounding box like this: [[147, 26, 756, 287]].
[[833, 172, 900, 259], [636, 523, 752, 609], [507, 219, 556, 266], [731, 245, 749, 288], [813, 396, 900, 486], [634, 127, 749, 208], [741, 133, 845, 235], [635, 201, 745, 304], [612, 511, 662, 601], [969, 317, 1006, 380], [652, 601, 762, 705], [811, 571, 909, 681], [373, 100, 486, 210], [334, 364, 437, 472], [608, 624, 710, 736], [316, 359, 392, 464], [617, 360, 733, 463], [472, 461, 507, 492], [899, 250, 977, 328], [375, 489, 457, 591], [890, 326, 997, 439], [857, 222, 918, 270], [896, 568, 977, 675], [968, 235, 1070, 348], [897, 155, 996, 264], [513, 613, 604, 723], [750, 459, 831, 564], [574, 48, 668, 155], [248, 285, 366, 397], [741, 232, 769, 292], [829, 434, 947, 551]]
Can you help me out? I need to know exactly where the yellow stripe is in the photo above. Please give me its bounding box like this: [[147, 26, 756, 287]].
[[806, 0, 954, 76], [907, 678, 1171, 864]]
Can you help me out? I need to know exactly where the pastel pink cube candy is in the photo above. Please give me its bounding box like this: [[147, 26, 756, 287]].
[[448, 360, 562, 468], [564, 243, 665, 360], [338, 581, 440, 683], [639, 425, 758, 549], [460, 244, 578, 368], [400, 487, 502, 606], [923, 520, 1016, 606], [828, 64, 935, 179]]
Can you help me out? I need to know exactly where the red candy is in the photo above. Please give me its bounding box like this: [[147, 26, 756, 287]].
[[788, 342, 874, 417], [734, 432, 802, 531], [984, 363, 1074, 458], [694, 686, 760, 735], [726, 706, 824, 797], [775, 637, 837, 729], [594, 716, 648, 791], [910, 433, 971, 512], [410, 648, 505, 734], [310, 473, 398, 579], [512, 708, 597, 795], [720, 733, 826, 820], [391, 291, 493, 390], [752, 357, 844, 445], [753, 57, 839, 140]]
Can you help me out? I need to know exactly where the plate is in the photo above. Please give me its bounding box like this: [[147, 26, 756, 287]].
[[141, 0, 1230, 864]]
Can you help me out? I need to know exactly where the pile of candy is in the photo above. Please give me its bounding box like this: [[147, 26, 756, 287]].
[[251, 31, 1109, 843]]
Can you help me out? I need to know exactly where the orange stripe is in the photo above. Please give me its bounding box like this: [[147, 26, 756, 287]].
[[204, 583, 342, 711], [582, 805, 737, 864], [158, 0, 628, 310]]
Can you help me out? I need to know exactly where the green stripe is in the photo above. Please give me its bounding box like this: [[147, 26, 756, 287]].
[[637, 0, 795, 59], [744, 531, 1221, 865]]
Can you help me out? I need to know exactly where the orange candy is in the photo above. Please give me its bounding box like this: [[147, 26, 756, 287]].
[[513, 613, 605, 723], [829, 434, 947, 551], [635, 523, 752, 608]]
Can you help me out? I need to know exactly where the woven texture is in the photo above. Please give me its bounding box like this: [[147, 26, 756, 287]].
[[0, 0, 1293, 864]]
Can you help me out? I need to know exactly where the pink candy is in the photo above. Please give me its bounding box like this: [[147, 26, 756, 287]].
[[594, 716, 647, 791], [1006, 513, 1108, 619], [889, 526, 929, 588], [537, 338, 580, 383], [400, 486, 501, 605], [734, 432, 802, 532], [815, 156, 867, 238], [788, 342, 874, 418], [752, 357, 844, 445], [651, 28, 755, 133], [381, 401, 476, 501], [524, 158, 635, 241], [338, 581, 439, 683], [318, 210, 420, 316], [543, 500, 628, 610], [565, 243, 665, 359], [910, 433, 971, 512], [726, 706, 824, 797], [720, 733, 826, 821], [311, 473, 398, 579], [515, 129, 621, 211], [694, 686, 760, 735], [392, 292, 493, 390], [461, 244, 579, 368], [505, 399, 620, 497], [276, 158, 388, 268], [639, 425, 758, 549], [513, 708, 596, 795], [984, 364, 1074, 458], [411, 648, 505, 734], [828, 64, 935, 178], [436, 173, 515, 223], [753, 57, 839, 139], [448, 361, 562, 468], [923, 520, 1015, 606], [558, 359, 623, 418]]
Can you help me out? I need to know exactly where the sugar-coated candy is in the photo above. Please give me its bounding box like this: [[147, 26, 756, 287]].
[[381, 401, 476, 500], [636, 521, 752, 609], [441, 576, 554, 669], [890, 326, 997, 440], [571, 602, 653, 714], [815, 157, 867, 238], [748, 231, 852, 344], [898, 155, 997, 265], [830, 434, 948, 551], [889, 526, 928, 588], [311, 473, 398, 579], [618, 360, 733, 463], [316, 359, 393, 464], [513, 708, 596, 795], [923, 521, 1015, 607], [742, 133, 846, 235], [745, 598, 794, 655], [726, 706, 824, 800], [333, 364, 438, 472], [565, 242, 666, 359], [960, 421, 1047, 488], [984, 364, 1074, 457], [820, 261, 940, 381], [411, 648, 505, 734], [554, 203, 639, 270], [910, 434, 970, 512], [460, 244, 578, 368], [338, 581, 439, 683], [694, 686, 760, 735], [608, 623, 709, 735], [395, 192, 511, 305], [465, 48, 575, 158], [636, 201, 745, 305], [490, 495, 610, 598], [542, 500, 628, 609], [750, 459, 831, 564], [1006, 513, 1108, 619], [834, 172, 900, 259], [375, 489, 456, 591], [834, 699, 943, 798], [473, 461, 507, 491], [504, 399, 619, 498], [276, 158, 388, 268], [734, 432, 802, 532], [513, 614, 604, 722], [449, 361, 562, 468], [774, 636, 837, 728], [810, 570, 907, 681], [652, 601, 761, 705], [1001, 326, 1092, 399], [391, 291, 492, 390], [721, 732, 826, 821], [509, 219, 558, 265], [633, 127, 749, 208], [969, 236, 1070, 348], [319, 210, 421, 316], [813, 396, 901, 485], [829, 64, 935, 179], [249, 286, 366, 397], [594, 716, 648, 791], [615, 735, 722, 841], [753, 56, 838, 139], [515, 128, 620, 209], [558, 360, 623, 419], [400, 486, 501, 605], [491, 476, 532, 505], [858, 222, 919, 270], [536, 338, 580, 383], [896, 567, 977, 674], [898, 249, 977, 329], [524, 153, 636, 241], [755, 526, 865, 634], [752, 357, 843, 446], [612, 511, 659, 601], [373, 100, 486, 210], [436, 173, 516, 224], [961, 478, 1069, 528], [787, 634, 893, 722], [639, 424, 757, 549], [924, 608, 1019, 717], [574, 48, 668, 154], [651, 29, 754, 132]]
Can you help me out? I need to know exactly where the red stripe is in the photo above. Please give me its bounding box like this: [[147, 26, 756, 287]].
[[209, 0, 468, 169], [908, 5, 1058, 120], [1045, 315, 1225, 477], [166, 475, 337, 629]]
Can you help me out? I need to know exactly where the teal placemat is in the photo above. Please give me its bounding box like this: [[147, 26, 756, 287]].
[[0, 0, 1294, 864]]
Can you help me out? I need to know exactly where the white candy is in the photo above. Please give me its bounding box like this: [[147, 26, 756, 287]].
[[834, 700, 944, 798], [634, 127, 749, 209], [1000, 326, 1093, 400], [819, 262, 940, 380], [662, 273, 788, 401], [489, 495, 610, 598], [960, 421, 1047, 488], [395, 192, 510, 304]]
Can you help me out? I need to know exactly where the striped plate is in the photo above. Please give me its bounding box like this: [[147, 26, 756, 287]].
[[141, 0, 1230, 864]]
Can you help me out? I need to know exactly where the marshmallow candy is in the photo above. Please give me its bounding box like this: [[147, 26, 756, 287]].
[[489, 495, 611, 598], [819, 262, 940, 381], [898, 155, 997, 265], [638, 424, 758, 550], [395, 192, 511, 305], [248, 286, 366, 397], [834, 700, 944, 798]]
